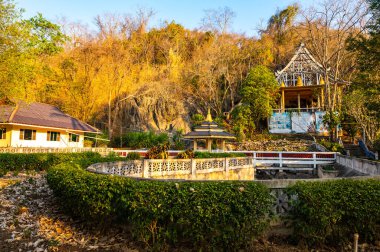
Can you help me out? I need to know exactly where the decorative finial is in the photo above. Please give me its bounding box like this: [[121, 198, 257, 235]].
[[281, 81, 285, 88], [206, 108, 213, 122], [320, 76, 325, 85], [296, 76, 303, 87]]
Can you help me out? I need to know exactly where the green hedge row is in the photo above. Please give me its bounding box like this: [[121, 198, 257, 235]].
[[47, 163, 273, 250], [0, 152, 125, 176], [288, 179, 380, 246], [194, 152, 247, 158]]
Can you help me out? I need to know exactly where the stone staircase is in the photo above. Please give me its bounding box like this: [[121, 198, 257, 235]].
[[343, 144, 366, 158]]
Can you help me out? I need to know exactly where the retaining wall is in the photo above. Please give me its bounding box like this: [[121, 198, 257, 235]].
[[336, 154, 380, 175]]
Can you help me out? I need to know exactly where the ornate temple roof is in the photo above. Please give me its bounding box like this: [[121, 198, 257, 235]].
[[183, 109, 236, 140], [276, 43, 325, 87]]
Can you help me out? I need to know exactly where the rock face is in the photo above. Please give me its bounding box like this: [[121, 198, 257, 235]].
[[236, 139, 314, 152]]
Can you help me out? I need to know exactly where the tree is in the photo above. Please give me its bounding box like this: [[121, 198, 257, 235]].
[[201, 7, 235, 34], [301, 0, 368, 110], [345, 0, 380, 144], [237, 65, 279, 133], [264, 4, 299, 66], [0, 1, 66, 101]]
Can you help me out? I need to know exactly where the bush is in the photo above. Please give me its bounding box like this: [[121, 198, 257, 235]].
[[126, 152, 141, 160], [319, 139, 345, 154], [47, 163, 273, 250], [146, 144, 169, 159], [113, 131, 169, 149], [194, 152, 246, 158], [176, 149, 194, 159], [287, 179, 380, 247], [0, 152, 125, 176]]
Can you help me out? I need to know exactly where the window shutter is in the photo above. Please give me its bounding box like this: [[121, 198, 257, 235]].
[[20, 129, 24, 140], [47, 131, 50, 141], [32, 130, 36, 140], [3, 128, 6, 140], [57, 133, 60, 141]]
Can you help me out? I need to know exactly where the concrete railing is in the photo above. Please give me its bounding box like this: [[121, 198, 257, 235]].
[[336, 154, 380, 175], [0, 147, 113, 156], [87, 156, 254, 180]]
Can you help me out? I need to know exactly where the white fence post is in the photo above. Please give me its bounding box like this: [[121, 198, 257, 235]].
[[279, 152, 283, 168], [142, 159, 149, 178], [313, 153, 316, 169], [191, 159, 196, 179], [225, 157, 229, 179]]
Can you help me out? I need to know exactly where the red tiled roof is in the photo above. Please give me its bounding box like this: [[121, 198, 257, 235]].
[[0, 102, 99, 133]]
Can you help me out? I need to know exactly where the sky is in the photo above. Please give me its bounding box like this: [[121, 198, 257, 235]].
[[16, 0, 316, 37]]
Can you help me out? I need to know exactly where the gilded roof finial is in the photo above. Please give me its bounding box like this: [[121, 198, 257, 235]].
[[281, 81, 285, 88], [206, 108, 213, 122], [320, 76, 325, 85], [296, 76, 303, 87]]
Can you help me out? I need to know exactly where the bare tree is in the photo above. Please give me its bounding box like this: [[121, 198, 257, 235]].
[[300, 0, 368, 110], [201, 7, 235, 34]]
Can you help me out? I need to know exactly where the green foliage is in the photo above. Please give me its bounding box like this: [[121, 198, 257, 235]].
[[176, 149, 194, 159], [319, 139, 345, 154], [24, 13, 67, 56], [194, 152, 246, 158], [0, 152, 125, 176], [113, 131, 169, 149], [146, 144, 169, 159], [171, 129, 185, 150], [288, 179, 380, 246], [191, 113, 205, 128], [231, 105, 256, 141], [234, 65, 279, 137], [126, 152, 141, 160], [47, 163, 273, 250]]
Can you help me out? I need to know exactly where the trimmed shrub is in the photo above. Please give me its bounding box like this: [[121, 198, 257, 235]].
[[287, 179, 380, 247], [0, 152, 125, 176], [47, 163, 273, 250], [146, 144, 168, 159], [194, 152, 247, 158], [176, 149, 194, 159], [126, 152, 141, 160], [113, 131, 169, 149]]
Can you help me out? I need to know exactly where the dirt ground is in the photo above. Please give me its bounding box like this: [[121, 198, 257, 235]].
[[0, 173, 378, 252]]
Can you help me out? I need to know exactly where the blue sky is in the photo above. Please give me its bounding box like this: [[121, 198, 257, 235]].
[[16, 0, 315, 37]]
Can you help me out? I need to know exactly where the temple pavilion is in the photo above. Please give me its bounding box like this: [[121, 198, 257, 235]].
[[276, 43, 331, 112], [183, 109, 235, 151]]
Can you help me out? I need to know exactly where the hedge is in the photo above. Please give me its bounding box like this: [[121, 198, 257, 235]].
[[47, 163, 273, 250], [0, 152, 125, 176], [194, 152, 247, 158], [287, 179, 380, 246]]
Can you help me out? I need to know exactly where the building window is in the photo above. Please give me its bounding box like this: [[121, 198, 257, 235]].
[[69, 133, 80, 142], [47, 131, 60, 141], [20, 129, 36, 140], [0, 128, 6, 139]]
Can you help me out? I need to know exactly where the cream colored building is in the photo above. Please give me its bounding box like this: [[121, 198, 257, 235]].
[[0, 102, 99, 148]]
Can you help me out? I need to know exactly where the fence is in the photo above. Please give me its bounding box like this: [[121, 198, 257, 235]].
[[87, 156, 253, 179], [88, 151, 336, 179], [0, 147, 113, 156]]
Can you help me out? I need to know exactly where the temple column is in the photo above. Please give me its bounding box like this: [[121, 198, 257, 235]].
[[297, 92, 301, 110], [317, 95, 321, 109], [220, 140, 226, 151], [206, 139, 212, 152], [321, 88, 325, 109], [193, 140, 197, 151], [281, 89, 285, 112]]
